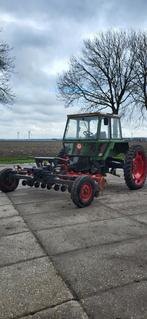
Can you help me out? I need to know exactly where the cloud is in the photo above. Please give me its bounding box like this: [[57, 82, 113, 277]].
[[0, 0, 147, 139]]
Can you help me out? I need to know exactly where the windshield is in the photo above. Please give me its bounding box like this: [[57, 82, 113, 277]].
[[64, 116, 99, 139]]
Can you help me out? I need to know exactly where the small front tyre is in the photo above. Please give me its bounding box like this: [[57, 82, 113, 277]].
[[71, 176, 95, 208], [124, 145, 147, 190], [0, 169, 19, 193]]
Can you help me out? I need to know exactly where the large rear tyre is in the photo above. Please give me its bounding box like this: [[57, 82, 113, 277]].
[[0, 169, 19, 193], [71, 176, 95, 208], [124, 145, 147, 190]]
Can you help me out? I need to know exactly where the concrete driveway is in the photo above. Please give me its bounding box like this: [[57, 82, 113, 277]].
[[0, 172, 147, 319]]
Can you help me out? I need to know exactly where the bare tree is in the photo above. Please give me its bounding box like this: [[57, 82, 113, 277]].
[[57, 31, 136, 114], [130, 31, 147, 116], [0, 39, 14, 105]]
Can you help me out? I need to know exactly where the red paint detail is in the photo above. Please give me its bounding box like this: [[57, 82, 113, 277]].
[[80, 182, 93, 202], [132, 151, 146, 185], [76, 143, 82, 150]]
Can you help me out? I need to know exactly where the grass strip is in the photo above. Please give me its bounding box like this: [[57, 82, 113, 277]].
[[0, 157, 35, 164]]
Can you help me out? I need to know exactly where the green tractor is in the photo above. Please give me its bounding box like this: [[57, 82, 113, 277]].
[[0, 112, 146, 208]]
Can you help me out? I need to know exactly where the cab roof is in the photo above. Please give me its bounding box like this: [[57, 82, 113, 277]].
[[67, 112, 120, 119]]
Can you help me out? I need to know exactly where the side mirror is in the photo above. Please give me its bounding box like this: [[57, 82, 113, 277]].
[[104, 117, 108, 125]]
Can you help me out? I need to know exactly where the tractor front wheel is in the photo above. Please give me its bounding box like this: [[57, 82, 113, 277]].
[[71, 176, 95, 208], [0, 169, 19, 193], [124, 145, 147, 190]]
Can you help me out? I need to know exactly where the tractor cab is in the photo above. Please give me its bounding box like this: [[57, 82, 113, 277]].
[[64, 113, 122, 140], [63, 112, 125, 160]]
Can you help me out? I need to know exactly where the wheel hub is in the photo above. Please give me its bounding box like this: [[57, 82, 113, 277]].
[[80, 182, 92, 202]]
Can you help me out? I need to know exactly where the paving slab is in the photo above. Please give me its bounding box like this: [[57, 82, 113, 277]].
[[0, 195, 12, 206], [0, 231, 45, 267], [0, 192, 8, 197], [99, 187, 147, 204], [8, 188, 70, 205], [53, 237, 147, 298], [82, 281, 147, 319], [130, 213, 147, 225], [0, 204, 18, 218], [16, 198, 73, 215], [36, 216, 147, 255], [0, 257, 73, 319], [0, 215, 28, 237], [104, 200, 147, 215], [21, 301, 88, 319], [20, 203, 121, 231]]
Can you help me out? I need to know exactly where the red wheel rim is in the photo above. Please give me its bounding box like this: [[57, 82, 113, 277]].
[[132, 151, 146, 185], [80, 182, 92, 202]]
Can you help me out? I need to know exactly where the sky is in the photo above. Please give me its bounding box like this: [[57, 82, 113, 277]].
[[0, 0, 147, 139]]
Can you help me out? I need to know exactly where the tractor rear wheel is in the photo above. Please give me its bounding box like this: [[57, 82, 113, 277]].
[[71, 176, 95, 208], [0, 169, 19, 193], [124, 145, 147, 190]]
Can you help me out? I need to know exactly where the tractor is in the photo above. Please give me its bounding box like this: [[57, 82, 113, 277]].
[[0, 112, 146, 208]]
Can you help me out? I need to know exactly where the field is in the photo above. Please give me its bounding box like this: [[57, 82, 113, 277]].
[[0, 140, 62, 163], [0, 139, 147, 163]]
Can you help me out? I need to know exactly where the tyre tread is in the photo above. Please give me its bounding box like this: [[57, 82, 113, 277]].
[[71, 176, 95, 208], [0, 169, 19, 193], [124, 145, 146, 190]]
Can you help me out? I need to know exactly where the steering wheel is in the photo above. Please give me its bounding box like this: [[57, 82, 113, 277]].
[[83, 130, 94, 137]]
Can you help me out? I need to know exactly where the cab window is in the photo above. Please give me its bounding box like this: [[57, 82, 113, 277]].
[[99, 118, 110, 139], [111, 118, 121, 139], [64, 117, 99, 139]]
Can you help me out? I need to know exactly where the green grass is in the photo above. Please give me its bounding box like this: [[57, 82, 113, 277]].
[[0, 157, 35, 164]]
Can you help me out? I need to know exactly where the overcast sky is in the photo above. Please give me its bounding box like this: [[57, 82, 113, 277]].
[[0, 0, 147, 139]]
